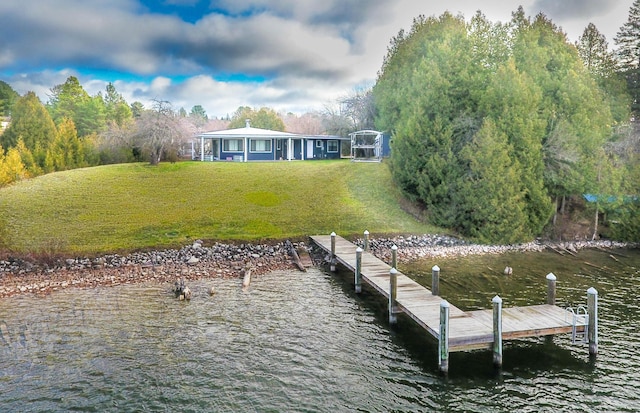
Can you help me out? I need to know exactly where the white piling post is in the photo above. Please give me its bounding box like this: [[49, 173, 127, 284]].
[[439, 300, 450, 374], [389, 268, 398, 324], [330, 232, 336, 272], [355, 247, 363, 293], [432, 265, 440, 296], [363, 230, 370, 251], [587, 287, 598, 356], [546, 273, 556, 305], [492, 295, 503, 368], [391, 245, 398, 270]]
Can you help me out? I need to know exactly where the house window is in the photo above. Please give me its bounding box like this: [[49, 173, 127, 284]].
[[316, 140, 323, 148], [327, 140, 339, 153], [223, 139, 244, 152], [250, 139, 272, 153]]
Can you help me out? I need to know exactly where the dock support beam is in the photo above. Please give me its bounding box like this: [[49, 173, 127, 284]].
[[330, 232, 336, 272], [546, 273, 556, 305], [492, 295, 503, 368], [391, 245, 398, 270], [389, 268, 398, 324], [432, 265, 440, 296], [355, 247, 363, 293], [588, 287, 598, 357], [439, 300, 450, 374], [363, 230, 370, 251]]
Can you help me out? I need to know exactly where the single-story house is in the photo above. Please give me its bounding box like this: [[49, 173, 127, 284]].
[[192, 120, 348, 162]]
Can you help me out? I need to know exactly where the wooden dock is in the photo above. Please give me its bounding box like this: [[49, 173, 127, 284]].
[[311, 234, 598, 372]]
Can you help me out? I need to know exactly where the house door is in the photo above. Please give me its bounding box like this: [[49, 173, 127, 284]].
[[276, 139, 288, 160]]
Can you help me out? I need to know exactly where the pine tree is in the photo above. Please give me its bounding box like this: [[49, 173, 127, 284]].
[[1, 92, 57, 170], [615, 0, 640, 116]]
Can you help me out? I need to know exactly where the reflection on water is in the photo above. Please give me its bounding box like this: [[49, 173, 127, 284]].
[[0, 247, 639, 412]]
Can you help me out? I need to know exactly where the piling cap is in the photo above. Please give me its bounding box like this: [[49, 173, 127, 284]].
[[587, 287, 598, 295], [492, 295, 503, 304], [356, 247, 363, 253], [330, 232, 336, 236], [364, 230, 369, 235], [546, 272, 557, 281], [440, 300, 450, 308], [432, 265, 440, 272], [391, 245, 398, 251], [390, 268, 398, 275]]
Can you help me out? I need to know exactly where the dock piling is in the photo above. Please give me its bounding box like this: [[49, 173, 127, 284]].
[[355, 247, 363, 293], [432, 265, 440, 296], [391, 245, 398, 270], [330, 232, 336, 272], [546, 273, 557, 305], [492, 295, 503, 368], [389, 268, 398, 324], [588, 287, 598, 356], [363, 230, 370, 251], [439, 300, 450, 374]]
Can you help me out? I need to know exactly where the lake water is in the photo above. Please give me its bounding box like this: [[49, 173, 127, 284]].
[[0, 247, 639, 412]]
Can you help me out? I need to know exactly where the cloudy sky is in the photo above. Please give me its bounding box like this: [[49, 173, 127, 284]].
[[0, 0, 634, 118]]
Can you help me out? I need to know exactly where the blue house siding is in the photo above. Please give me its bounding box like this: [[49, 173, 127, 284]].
[[196, 125, 346, 162]]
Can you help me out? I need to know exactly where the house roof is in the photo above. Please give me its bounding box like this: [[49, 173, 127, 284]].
[[197, 119, 347, 140], [199, 119, 299, 139]]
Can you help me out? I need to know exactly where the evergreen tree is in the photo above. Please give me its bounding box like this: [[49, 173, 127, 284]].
[[1, 91, 57, 170], [47, 76, 106, 137], [577, 23, 617, 79], [46, 117, 85, 171], [104, 82, 132, 127], [0, 81, 19, 117], [615, 0, 640, 117], [455, 119, 528, 243], [0, 145, 27, 186], [374, 8, 620, 243]]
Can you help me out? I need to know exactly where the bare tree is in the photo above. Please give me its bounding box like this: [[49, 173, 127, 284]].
[[136, 100, 185, 165]]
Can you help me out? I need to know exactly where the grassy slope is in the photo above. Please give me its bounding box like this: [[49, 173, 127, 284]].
[[0, 160, 442, 254]]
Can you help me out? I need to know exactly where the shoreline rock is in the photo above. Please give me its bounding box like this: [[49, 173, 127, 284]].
[[0, 236, 636, 298]]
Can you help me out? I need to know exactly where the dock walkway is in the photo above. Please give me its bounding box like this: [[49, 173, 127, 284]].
[[311, 234, 597, 370]]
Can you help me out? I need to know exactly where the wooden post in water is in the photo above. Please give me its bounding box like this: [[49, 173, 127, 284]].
[[389, 268, 398, 324], [492, 295, 503, 368], [391, 245, 398, 270], [432, 265, 440, 296], [355, 247, 363, 293], [330, 232, 336, 272], [439, 300, 450, 374], [546, 273, 557, 305], [363, 230, 370, 251], [588, 287, 598, 356]]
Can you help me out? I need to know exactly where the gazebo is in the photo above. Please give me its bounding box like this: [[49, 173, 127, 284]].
[[348, 130, 390, 162]]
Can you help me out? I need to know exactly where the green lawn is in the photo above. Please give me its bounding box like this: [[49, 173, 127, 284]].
[[0, 160, 443, 254]]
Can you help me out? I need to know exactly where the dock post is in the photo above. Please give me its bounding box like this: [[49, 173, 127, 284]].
[[391, 245, 398, 270], [587, 287, 598, 357], [355, 247, 363, 293], [492, 295, 503, 368], [439, 300, 450, 374], [432, 265, 440, 296], [389, 268, 398, 324], [546, 273, 556, 305], [330, 232, 336, 272], [363, 230, 370, 251]]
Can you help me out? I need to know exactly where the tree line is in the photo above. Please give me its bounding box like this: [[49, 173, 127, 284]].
[[0, 76, 367, 184], [374, 6, 640, 243]]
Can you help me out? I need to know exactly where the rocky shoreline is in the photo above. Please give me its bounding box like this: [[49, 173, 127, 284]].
[[0, 235, 636, 298]]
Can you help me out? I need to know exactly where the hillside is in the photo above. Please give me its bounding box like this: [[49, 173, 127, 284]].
[[0, 160, 441, 255]]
